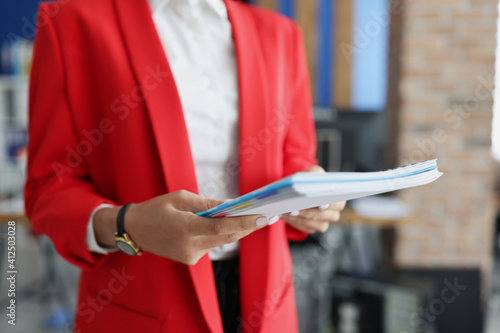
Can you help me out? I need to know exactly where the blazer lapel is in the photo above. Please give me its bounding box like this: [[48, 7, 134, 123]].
[[113, 1, 223, 331], [224, 1, 274, 330]]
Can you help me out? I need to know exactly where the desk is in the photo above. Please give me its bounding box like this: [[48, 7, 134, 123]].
[[340, 206, 414, 227], [336, 197, 416, 277]]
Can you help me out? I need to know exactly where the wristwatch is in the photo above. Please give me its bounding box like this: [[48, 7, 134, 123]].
[[115, 204, 143, 256]]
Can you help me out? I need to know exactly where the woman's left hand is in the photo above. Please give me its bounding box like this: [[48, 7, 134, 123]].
[[280, 165, 346, 234]]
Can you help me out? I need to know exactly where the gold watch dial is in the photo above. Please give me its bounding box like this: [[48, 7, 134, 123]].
[[115, 233, 141, 256]]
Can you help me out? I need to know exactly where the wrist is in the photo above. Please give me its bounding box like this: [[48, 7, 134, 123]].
[[93, 206, 121, 248]]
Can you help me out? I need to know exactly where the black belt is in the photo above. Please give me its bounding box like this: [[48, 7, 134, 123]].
[[212, 257, 241, 333]]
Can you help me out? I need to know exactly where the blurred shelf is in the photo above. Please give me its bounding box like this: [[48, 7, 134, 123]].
[[0, 213, 27, 225]]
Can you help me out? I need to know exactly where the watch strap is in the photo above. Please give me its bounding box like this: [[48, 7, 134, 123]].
[[116, 203, 135, 237]]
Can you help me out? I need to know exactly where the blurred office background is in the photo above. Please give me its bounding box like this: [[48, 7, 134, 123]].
[[0, 0, 499, 332]]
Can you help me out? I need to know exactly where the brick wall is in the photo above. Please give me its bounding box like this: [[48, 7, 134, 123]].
[[392, 0, 498, 287]]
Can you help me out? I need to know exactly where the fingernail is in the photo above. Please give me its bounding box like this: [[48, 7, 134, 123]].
[[268, 215, 280, 225], [289, 211, 300, 216], [319, 204, 330, 210], [256, 216, 268, 226]]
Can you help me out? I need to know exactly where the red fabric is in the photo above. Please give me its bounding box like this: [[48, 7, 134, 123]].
[[25, 0, 317, 332]]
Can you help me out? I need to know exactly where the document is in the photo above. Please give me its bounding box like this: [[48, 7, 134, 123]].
[[197, 160, 442, 218]]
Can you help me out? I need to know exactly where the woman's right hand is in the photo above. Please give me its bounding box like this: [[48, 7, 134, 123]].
[[93, 190, 273, 265]]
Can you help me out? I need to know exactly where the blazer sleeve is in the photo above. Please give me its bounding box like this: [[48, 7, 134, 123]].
[[282, 23, 318, 242], [24, 4, 116, 270]]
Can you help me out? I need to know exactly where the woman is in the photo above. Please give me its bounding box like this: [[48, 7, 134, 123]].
[[25, 0, 345, 331]]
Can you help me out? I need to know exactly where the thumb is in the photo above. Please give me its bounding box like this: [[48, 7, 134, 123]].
[[176, 191, 224, 213]]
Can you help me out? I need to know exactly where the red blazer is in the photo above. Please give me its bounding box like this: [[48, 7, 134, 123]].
[[25, 0, 317, 332]]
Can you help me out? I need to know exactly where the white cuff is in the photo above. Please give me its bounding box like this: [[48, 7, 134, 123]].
[[86, 203, 119, 255]]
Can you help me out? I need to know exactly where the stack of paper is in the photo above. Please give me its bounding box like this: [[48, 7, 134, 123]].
[[197, 159, 442, 218]]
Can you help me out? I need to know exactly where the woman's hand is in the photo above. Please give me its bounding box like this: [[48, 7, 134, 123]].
[[281, 165, 346, 234], [94, 190, 274, 265]]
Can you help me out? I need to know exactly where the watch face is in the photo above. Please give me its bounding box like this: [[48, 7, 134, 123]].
[[116, 240, 137, 256]]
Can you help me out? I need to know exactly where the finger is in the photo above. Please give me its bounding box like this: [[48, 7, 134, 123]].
[[318, 202, 345, 211], [193, 214, 278, 236], [196, 214, 282, 250], [301, 220, 329, 233], [304, 165, 326, 173], [288, 207, 339, 222], [319, 204, 330, 210], [195, 228, 256, 250], [309, 201, 346, 213], [330, 201, 346, 211], [288, 201, 345, 219], [317, 210, 340, 222], [282, 215, 331, 233], [287, 215, 330, 234], [284, 221, 318, 234]]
